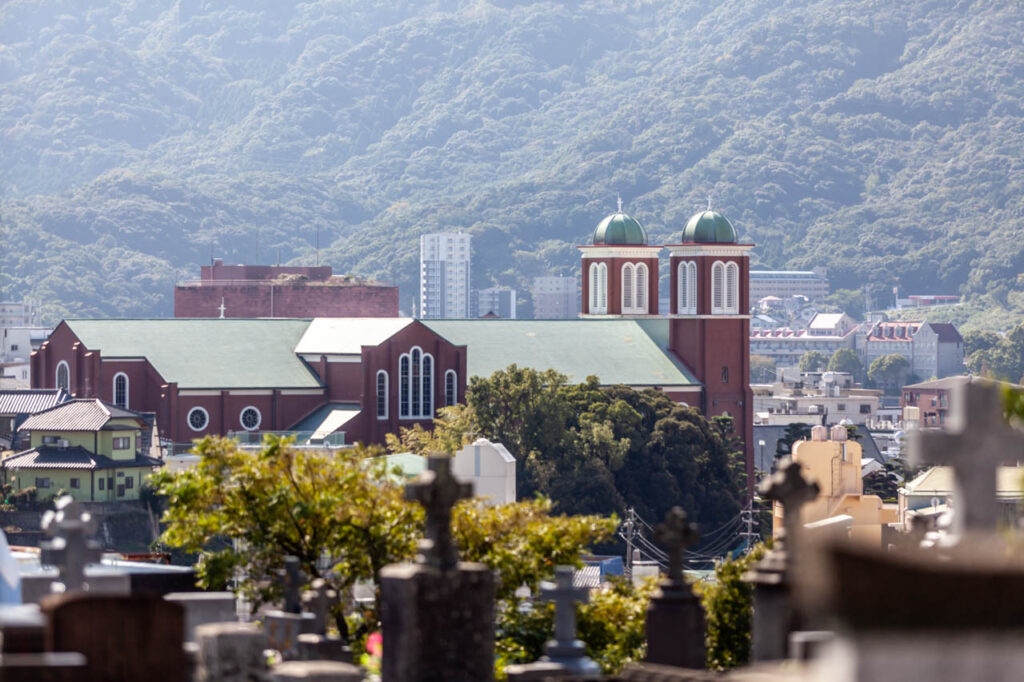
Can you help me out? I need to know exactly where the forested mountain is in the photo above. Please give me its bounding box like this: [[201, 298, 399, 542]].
[[2, 0, 1023, 326]]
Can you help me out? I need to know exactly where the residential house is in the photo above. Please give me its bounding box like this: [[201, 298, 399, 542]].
[[0, 388, 70, 450], [4, 399, 162, 502]]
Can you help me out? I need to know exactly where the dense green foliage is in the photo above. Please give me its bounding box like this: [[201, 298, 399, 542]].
[[966, 323, 1024, 383], [799, 350, 829, 373], [867, 352, 911, 391], [695, 543, 766, 670], [3, 1, 1024, 327], [828, 347, 863, 378]]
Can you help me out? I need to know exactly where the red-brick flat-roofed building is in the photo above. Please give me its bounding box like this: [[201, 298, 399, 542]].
[[173, 263, 398, 318]]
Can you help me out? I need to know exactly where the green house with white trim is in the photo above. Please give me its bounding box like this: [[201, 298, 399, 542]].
[[3, 399, 163, 502]]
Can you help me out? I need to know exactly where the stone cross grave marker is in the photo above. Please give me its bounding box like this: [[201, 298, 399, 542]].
[[39, 496, 103, 593], [539, 565, 600, 674], [279, 555, 305, 614], [761, 458, 820, 555], [265, 556, 316, 660], [909, 378, 1024, 535], [301, 578, 336, 635], [654, 506, 700, 588], [405, 454, 473, 570]]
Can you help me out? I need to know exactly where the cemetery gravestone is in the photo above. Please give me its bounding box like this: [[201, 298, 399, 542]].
[[39, 496, 103, 594], [744, 458, 819, 662], [380, 453, 495, 682], [538, 565, 600, 675], [165, 591, 238, 643], [264, 556, 317, 660], [646, 507, 705, 669], [196, 622, 268, 682], [909, 378, 1024, 536]]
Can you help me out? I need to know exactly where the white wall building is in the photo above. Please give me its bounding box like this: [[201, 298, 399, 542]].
[[473, 287, 516, 319], [420, 233, 471, 319], [452, 438, 516, 505]]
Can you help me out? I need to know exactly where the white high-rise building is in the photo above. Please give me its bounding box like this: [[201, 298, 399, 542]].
[[420, 233, 471, 319]]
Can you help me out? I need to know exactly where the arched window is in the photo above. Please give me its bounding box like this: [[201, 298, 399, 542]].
[[636, 263, 648, 312], [677, 262, 687, 314], [376, 370, 388, 419], [588, 263, 599, 312], [399, 355, 410, 417], [687, 262, 698, 313], [711, 261, 725, 314], [595, 263, 608, 314], [113, 372, 129, 409], [445, 369, 457, 407], [621, 263, 635, 312], [56, 361, 70, 392], [725, 262, 739, 314], [399, 347, 434, 418]]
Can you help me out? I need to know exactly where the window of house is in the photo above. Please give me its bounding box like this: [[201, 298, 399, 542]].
[[113, 436, 130, 450], [860, 404, 871, 414], [113, 372, 129, 409], [240, 406, 261, 431], [187, 407, 209, 432], [35, 477, 50, 489], [42, 435, 59, 445], [70, 478, 79, 489], [99, 478, 105, 491], [376, 370, 388, 419], [125, 476, 134, 489], [10, 344, 17, 351], [837, 403, 846, 411]]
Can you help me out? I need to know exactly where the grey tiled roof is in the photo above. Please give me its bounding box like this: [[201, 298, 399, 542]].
[[2, 446, 162, 471], [19, 399, 146, 432], [0, 389, 70, 416]]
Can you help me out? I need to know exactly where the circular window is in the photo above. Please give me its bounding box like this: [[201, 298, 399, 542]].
[[187, 407, 209, 432], [240, 406, 261, 431]]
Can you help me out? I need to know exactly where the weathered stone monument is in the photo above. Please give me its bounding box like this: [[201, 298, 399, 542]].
[[744, 458, 819, 662], [264, 556, 317, 660], [909, 377, 1024, 538], [39, 496, 103, 594], [380, 453, 496, 681], [296, 579, 352, 662], [645, 506, 705, 669], [538, 565, 601, 675]]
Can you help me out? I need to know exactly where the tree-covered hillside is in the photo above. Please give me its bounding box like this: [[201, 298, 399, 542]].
[[2, 0, 1023, 326]]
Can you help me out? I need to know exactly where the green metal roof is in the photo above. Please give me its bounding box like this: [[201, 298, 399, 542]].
[[64, 319, 322, 389], [423, 319, 699, 387], [681, 210, 737, 243], [593, 212, 648, 245]]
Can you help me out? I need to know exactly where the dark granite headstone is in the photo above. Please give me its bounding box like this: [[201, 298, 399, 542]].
[[646, 507, 705, 669]]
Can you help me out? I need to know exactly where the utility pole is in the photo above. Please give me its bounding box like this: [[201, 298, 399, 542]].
[[623, 507, 636, 580], [740, 497, 760, 554]]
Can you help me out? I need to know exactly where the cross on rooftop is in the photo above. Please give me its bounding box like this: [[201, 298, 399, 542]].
[[760, 458, 819, 552], [909, 378, 1024, 535], [654, 506, 700, 587], [278, 555, 306, 614], [39, 496, 103, 593], [405, 454, 473, 570], [541, 566, 589, 648], [218, 297, 226, 319]]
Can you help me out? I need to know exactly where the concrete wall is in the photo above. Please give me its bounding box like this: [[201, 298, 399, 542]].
[[174, 282, 399, 318]]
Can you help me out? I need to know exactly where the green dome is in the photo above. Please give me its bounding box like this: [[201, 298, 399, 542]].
[[681, 210, 737, 243], [593, 212, 648, 245]]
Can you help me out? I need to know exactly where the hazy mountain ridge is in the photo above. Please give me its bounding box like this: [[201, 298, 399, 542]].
[[2, 0, 1022, 325]]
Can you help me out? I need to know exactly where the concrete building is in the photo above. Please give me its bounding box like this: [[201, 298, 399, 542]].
[[776, 424, 898, 546], [173, 263, 398, 318], [857, 320, 964, 380], [452, 438, 516, 505], [420, 233, 471, 319], [749, 268, 829, 305], [472, 287, 516, 319], [531, 276, 578, 319], [753, 372, 882, 426], [0, 302, 38, 328], [749, 326, 857, 366]]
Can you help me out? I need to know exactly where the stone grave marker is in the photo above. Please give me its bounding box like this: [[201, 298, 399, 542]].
[[196, 621, 268, 682], [744, 457, 819, 662], [297, 579, 352, 662], [380, 453, 495, 682], [646, 506, 705, 669], [39, 496, 103, 594], [538, 565, 600, 675], [165, 591, 238, 643], [909, 377, 1024, 536], [42, 592, 186, 682], [264, 556, 316, 660]]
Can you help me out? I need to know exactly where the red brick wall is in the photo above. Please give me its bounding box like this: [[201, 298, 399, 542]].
[[201, 265, 333, 281], [580, 256, 660, 315], [174, 283, 399, 318]]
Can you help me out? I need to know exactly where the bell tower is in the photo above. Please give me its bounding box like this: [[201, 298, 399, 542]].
[[579, 203, 660, 317], [666, 209, 754, 492]]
